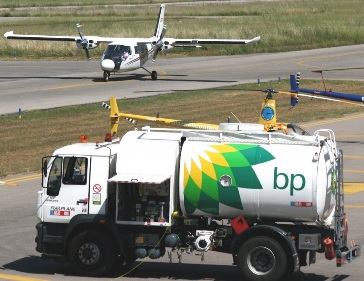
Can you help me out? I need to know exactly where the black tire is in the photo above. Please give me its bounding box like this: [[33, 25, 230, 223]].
[[68, 230, 116, 276], [237, 236, 287, 281], [151, 70, 157, 80], [103, 71, 109, 82]]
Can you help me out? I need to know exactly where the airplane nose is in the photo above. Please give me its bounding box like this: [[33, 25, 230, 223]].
[[101, 59, 115, 71]]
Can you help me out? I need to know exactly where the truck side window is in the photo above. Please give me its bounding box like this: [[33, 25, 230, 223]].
[[47, 157, 62, 196], [62, 157, 88, 185]]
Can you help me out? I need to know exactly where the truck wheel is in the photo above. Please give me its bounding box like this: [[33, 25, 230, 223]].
[[237, 236, 287, 281], [69, 230, 116, 276]]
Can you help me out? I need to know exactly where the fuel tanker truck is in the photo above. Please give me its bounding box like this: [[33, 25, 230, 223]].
[[37, 123, 360, 281]]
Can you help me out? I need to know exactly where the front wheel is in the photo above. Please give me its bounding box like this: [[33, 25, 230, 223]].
[[151, 70, 157, 80], [237, 236, 287, 281], [68, 230, 116, 276], [103, 71, 110, 82]]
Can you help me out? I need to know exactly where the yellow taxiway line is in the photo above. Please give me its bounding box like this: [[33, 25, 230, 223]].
[[0, 174, 41, 187], [0, 274, 48, 281], [302, 113, 364, 128], [344, 182, 364, 194], [346, 205, 364, 209]]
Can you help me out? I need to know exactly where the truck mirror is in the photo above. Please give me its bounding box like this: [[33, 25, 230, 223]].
[[45, 157, 62, 196], [43, 160, 48, 177], [47, 183, 60, 196], [47, 176, 61, 196]]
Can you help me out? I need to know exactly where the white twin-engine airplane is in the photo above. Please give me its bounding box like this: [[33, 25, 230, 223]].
[[4, 4, 260, 82]]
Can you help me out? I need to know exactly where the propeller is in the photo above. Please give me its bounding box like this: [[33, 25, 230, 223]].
[[152, 25, 167, 62], [76, 23, 91, 61]]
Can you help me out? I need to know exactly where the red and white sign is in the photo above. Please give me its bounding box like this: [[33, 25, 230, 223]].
[[93, 184, 102, 193]]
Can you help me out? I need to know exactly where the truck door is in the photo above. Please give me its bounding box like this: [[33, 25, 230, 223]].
[[42, 156, 90, 223]]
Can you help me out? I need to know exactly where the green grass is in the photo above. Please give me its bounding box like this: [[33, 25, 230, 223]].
[[0, 0, 189, 8], [1, 0, 364, 59], [1, 79, 363, 178]]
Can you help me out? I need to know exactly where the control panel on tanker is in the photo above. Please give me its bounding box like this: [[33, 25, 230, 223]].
[[116, 181, 170, 224]]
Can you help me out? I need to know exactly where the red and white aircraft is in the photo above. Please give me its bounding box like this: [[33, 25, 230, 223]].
[[4, 4, 260, 82]]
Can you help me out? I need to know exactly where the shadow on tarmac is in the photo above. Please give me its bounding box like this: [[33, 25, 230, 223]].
[[2, 256, 350, 281]]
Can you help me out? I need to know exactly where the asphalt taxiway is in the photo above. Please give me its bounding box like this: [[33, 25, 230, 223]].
[[0, 46, 363, 281]]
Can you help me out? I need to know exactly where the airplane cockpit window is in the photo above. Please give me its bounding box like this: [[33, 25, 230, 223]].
[[103, 45, 131, 61]]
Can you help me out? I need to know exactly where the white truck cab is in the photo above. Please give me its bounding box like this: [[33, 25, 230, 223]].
[[38, 137, 118, 223]]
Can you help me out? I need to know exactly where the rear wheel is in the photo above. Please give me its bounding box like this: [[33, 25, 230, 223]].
[[69, 230, 116, 276], [237, 236, 287, 281]]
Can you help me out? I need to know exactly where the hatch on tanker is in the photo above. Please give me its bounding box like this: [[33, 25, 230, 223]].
[[108, 129, 182, 226], [179, 129, 337, 225]]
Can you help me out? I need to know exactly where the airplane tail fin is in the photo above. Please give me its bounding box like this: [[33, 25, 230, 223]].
[[290, 73, 299, 93], [154, 4, 166, 39], [290, 74, 299, 107]]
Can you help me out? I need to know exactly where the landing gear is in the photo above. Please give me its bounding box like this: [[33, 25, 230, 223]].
[[103, 71, 110, 82], [142, 67, 158, 80], [151, 70, 158, 80]]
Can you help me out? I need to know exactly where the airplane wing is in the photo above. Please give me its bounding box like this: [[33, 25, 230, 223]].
[[170, 36, 260, 46], [4, 31, 117, 44]]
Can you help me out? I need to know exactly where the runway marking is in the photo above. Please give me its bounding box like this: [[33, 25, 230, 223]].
[[42, 77, 134, 91], [0, 274, 48, 281], [43, 83, 99, 90], [346, 205, 364, 209], [344, 182, 364, 194], [0, 181, 18, 186], [344, 155, 364, 159], [344, 169, 364, 174], [297, 51, 364, 67], [337, 135, 364, 138], [302, 113, 364, 127], [0, 174, 41, 186]]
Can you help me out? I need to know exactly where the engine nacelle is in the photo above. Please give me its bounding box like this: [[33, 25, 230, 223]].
[[76, 39, 99, 50], [162, 43, 174, 53]]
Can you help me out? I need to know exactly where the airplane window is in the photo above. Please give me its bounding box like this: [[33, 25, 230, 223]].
[[121, 46, 130, 54], [103, 45, 116, 59]]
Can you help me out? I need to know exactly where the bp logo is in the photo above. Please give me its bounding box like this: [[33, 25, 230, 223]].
[[183, 143, 275, 216]]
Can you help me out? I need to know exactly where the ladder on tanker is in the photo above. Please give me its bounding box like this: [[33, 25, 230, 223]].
[[334, 149, 361, 266]]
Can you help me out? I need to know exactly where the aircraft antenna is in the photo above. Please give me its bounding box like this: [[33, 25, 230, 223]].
[[312, 67, 364, 93], [230, 112, 242, 123]]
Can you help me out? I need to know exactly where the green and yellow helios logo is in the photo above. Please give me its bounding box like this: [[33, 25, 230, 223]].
[[183, 143, 275, 216]]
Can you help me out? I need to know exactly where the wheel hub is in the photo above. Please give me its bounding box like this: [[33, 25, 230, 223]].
[[248, 246, 275, 275], [78, 242, 100, 266]]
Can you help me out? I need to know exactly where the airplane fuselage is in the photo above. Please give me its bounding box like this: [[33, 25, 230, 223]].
[[100, 41, 154, 73]]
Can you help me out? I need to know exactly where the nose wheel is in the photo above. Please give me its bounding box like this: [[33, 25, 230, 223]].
[[103, 71, 110, 82], [142, 67, 158, 80], [151, 70, 158, 80]]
